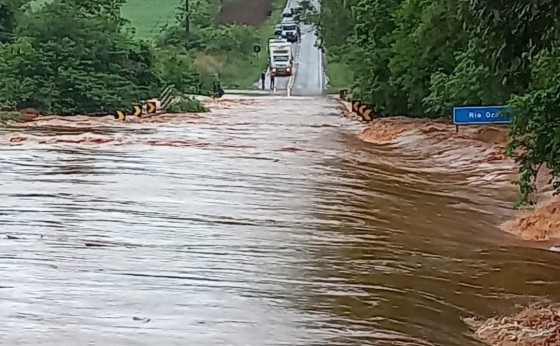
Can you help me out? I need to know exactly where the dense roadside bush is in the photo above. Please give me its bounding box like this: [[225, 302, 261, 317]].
[[0, 0, 277, 115], [154, 47, 205, 95], [314, 0, 560, 206], [0, 0, 162, 115], [0, 0, 230, 115], [158, 0, 280, 88], [166, 96, 209, 113], [0, 111, 20, 125], [0, 0, 29, 43]]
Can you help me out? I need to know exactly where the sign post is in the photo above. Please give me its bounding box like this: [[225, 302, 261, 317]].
[[132, 104, 142, 118], [452, 106, 512, 132], [253, 44, 261, 58]]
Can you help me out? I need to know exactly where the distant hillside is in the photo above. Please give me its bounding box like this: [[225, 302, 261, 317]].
[[30, 0, 181, 40], [30, 0, 276, 41]]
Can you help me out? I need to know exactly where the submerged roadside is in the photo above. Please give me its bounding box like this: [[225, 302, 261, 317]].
[[335, 96, 560, 346], [0, 109, 42, 126], [2, 95, 559, 345], [335, 96, 559, 245]]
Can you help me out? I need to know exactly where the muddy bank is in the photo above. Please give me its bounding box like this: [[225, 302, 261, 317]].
[[0, 98, 263, 147], [336, 97, 560, 344], [0, 108, 41, 125], [336, 97, 509, 159], [1, 98, 233, 127], [502, 198, 560, 241], [464, 303, 560, 346], [335, 97, 559, 243]]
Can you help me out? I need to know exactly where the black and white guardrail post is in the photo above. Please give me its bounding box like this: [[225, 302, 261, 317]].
[[114, 85, 176, 121]]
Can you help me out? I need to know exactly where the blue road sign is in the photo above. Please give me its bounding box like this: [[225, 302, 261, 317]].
[[453, 106, 512, 125]]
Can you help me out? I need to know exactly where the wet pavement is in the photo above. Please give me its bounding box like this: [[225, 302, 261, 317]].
[[256, 0, 326, 96], [291, 24, 324, 96], [1, 96, 560, 346]]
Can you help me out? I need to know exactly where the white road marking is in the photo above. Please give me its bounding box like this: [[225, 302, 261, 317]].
[[287, 36, 303, 97]]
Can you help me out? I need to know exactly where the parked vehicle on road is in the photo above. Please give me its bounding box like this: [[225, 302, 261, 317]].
[[268, 38, 293, 77], [282, 11, 293, 19], [290, 7, 301, 21], [273, 24, 283, 36], [281, 22, 300, 43]]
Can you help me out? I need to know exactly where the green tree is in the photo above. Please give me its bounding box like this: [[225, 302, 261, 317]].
[[154, 47, 203, 94], [0, 0, 30, 42], [0, 37, 40, 109], [157, 0, 268, 88], [351, 0, 404, 113], [506, 43, 560, 206], [158, 0, 220, 50], [0, 0, 162, 114], [388, 0, 467, 116], [59, 0, 127, 20], [314, 0, 560, 205], [205, 25, 259, 60], [315, 0, 354, 48]]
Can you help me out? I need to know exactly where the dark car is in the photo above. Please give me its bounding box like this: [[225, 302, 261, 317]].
[[282, 11, 293, 19], [284, 33, 297, 43], [273, 24, 283, 36]]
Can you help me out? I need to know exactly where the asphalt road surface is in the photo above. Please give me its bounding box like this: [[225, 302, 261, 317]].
[[290, 22, 325, 96], [257, 0, 326, 96]]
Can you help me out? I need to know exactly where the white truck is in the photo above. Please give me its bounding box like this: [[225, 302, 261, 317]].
[[268, 38, 293, 77], [280, 21, 300, 43]]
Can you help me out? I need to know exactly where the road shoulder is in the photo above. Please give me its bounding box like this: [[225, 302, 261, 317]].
[[334, 95, 560, 246]]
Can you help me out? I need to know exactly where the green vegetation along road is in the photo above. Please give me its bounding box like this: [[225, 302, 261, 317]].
[[0, 0, 290, 119], [28, 0, 287, 89], [312, 0, 560, 206], [31, 0, 179, 40]]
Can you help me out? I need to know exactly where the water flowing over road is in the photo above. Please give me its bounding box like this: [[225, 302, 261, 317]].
[[1, 96, 560, 346]]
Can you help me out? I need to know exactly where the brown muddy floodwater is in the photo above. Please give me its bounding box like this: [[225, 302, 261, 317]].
[[1, 96, 559, 346]]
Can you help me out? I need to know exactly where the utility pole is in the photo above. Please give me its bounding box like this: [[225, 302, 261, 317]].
[[185, 0, 190, 49]]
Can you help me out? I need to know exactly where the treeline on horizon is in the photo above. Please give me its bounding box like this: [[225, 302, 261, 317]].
[[0, 0, 266, 115], [311, 0, 559, 206]]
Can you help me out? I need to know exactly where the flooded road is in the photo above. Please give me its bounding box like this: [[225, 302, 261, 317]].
[[1, 96, 560, 346]]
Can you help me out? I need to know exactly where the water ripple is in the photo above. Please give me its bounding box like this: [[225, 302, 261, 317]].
[[1, 96, 559, 346]]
